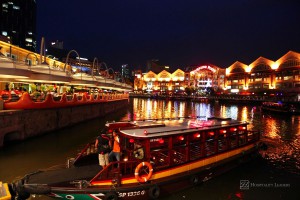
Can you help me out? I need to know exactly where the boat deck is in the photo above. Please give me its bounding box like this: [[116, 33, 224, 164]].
[[26, 164, 102, 185]]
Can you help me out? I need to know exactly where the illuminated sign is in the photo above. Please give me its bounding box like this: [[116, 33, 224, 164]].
[[192, 65, 216, 73]]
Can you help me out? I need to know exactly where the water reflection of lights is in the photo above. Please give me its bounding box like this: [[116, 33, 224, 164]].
[[240, 107, 248, 122], [194, 103, 211, 117], [146, 99, 152, 119], [130, 98, 300, 175], [179, 102, 185, 118], [229, 106, 238, 119], [219, 105, 238, 119], [263, 117, 281, 139], [174, 101, 178, 117]]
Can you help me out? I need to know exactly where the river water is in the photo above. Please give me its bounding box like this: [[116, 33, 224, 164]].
[[0, 98, 299, 200]]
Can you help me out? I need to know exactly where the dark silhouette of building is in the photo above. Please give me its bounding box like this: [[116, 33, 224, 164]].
[[0, 0, 36, 52], [147, 59, 170, 73], [122, 64, 130, 79]]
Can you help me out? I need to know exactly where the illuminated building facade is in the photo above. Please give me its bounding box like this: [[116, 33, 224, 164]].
[[135, 51, 300, 95], [187, 65, 225, 93], [226, 51, 300, 94], [135, 65, 225, 94], [0, 0, 36, 52]]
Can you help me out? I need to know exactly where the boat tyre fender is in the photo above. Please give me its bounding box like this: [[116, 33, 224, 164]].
[[105, 191, 118, 200], [134, 162, 153, 183], [190, 175, 200, 186], [149, 185, 160, 199], [13, 180, 30, 200]]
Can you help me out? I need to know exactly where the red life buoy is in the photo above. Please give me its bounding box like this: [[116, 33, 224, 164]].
[[134, 162, 153, 183]]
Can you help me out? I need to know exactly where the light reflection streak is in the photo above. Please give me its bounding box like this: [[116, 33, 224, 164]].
[[229, 106, 238, 119], [240, 106, 248, 122]]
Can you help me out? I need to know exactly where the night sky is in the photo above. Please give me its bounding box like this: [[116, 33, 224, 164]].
[[37, 0, 300, 71]]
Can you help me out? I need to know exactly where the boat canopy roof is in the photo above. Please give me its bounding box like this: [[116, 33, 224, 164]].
[[105, 117, 248, 139]]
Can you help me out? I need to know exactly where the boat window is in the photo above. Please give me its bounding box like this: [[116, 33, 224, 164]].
[[188, 132, 202, 143], [133, 141, 145, 160], [150, 137, 168, 150], [173, 135, 186, 147], [205, 131, 216, 156], [151, 148, 170, 169], [229, 131, 238, 148], [171, 146, 187, 165], [218, 132, 227, 152], [189, 132, 204, 160], [239, 134, 247, 146], [150, 137, 170, 169], [122, 138, 145, 160]]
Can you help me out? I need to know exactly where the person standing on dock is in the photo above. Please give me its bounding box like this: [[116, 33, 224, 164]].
[[95, 133, 111, 168], [109, 130, 121, 164]]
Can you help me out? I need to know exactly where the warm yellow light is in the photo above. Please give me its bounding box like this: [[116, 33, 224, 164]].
[[271, 62, 279, 70], [245, 66, 251, 73], [226, 68, 230, 75]]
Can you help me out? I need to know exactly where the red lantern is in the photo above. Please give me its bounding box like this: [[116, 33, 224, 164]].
[[208, 131, 215, 136], [220, 129, 227, 134], [194, 133, 201, 138], [230, 127, 237, 132], [178, 136, 185, 141]]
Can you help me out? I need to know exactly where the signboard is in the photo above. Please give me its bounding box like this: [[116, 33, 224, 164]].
[[192, 65, 217, 73]]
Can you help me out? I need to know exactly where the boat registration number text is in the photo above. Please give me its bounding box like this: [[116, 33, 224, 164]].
[[118, 190, 145, 198]]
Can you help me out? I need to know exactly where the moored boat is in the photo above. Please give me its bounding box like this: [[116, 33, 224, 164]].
[[9, 116, 261, 200], [261, 101, 299, 115]]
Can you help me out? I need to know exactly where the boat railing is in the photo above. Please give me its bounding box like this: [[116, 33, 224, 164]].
[[73, 142, 97, 165], [90, 160, 139, 183]]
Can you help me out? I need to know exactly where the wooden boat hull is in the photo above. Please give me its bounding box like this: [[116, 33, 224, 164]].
[[12, 142, 260, 200]]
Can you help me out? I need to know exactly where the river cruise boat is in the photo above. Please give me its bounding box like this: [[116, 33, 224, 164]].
[[261, 101, 299, 115], [10, 117, 260, 200]]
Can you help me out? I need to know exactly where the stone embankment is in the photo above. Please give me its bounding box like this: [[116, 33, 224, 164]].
[[0, 99, 128, 147]]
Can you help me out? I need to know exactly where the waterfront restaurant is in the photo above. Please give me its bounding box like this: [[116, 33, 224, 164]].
[[0, 40, 131, 96], [134, 51, 300, 98]]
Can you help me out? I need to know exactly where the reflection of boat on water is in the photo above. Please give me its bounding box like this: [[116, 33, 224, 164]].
[[261, 102, 299, 115], [8, 117, 260, 200]]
